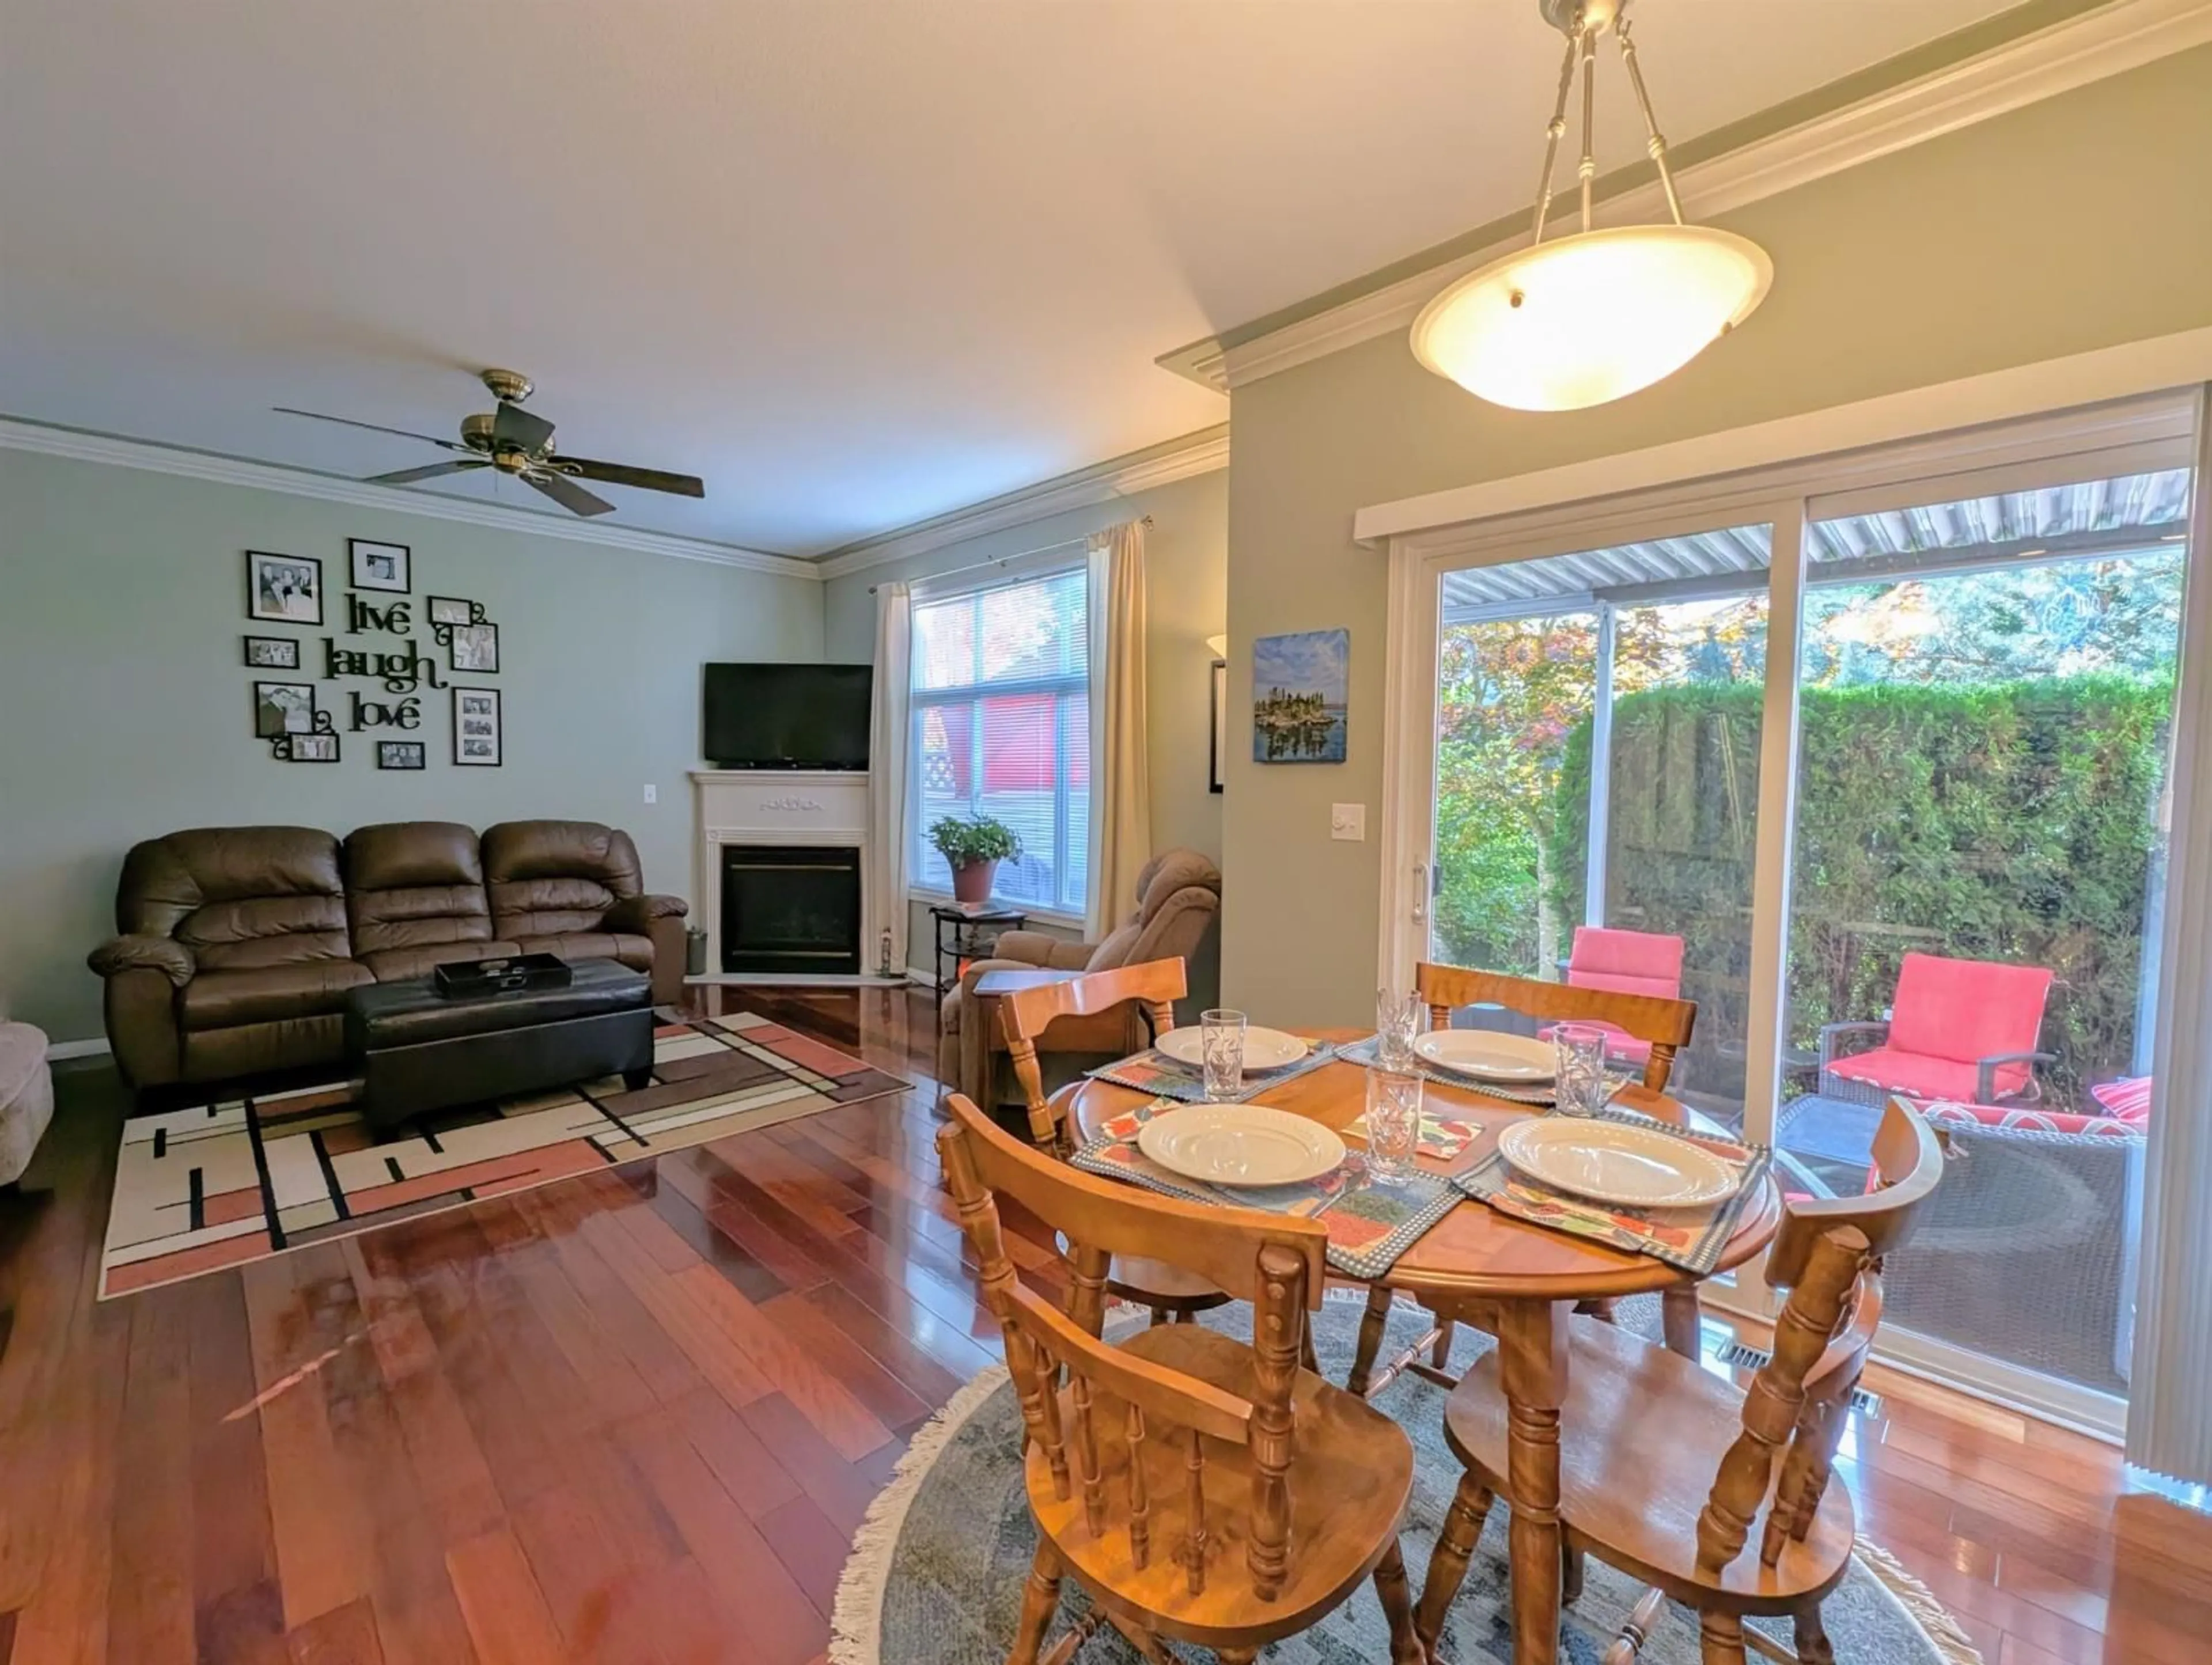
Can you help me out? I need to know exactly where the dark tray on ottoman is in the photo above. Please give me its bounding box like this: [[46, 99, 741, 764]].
[[346, 958, 654, 1135]]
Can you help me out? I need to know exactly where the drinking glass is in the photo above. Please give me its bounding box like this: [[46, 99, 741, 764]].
[[1553, 1022, 1610, 1116], [1375, 987, 1423, 1071], [1200, 1009, 1248, 1102], [1363, 1067, 1423, 1182]]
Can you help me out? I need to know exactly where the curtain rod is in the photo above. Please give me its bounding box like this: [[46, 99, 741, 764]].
[[867, 515, 1151, 594]]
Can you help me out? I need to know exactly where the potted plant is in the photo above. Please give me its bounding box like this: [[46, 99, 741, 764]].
[[929, 814, 1021, 905]]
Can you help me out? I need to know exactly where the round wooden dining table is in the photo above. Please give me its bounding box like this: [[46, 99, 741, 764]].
[[1058, 1028, 1781, 1665]]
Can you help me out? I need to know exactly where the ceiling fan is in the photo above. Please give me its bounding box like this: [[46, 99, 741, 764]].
[[275, 369, 705, 518]]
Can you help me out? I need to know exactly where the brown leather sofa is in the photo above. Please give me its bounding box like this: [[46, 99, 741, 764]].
[[940, 847, 1221, 1108], [88, 819, 688, 1093]]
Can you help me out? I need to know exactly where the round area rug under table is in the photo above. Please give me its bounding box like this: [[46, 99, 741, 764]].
[[832, 1296, 1982, 1665]]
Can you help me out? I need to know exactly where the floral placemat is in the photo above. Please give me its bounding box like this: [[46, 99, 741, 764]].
[[1335, 1034, 1637, 1108], [1452, 1109, 1774, 1275], [1084, 1039, 1338, 1104], [1069, 1099, 1459, 1280]]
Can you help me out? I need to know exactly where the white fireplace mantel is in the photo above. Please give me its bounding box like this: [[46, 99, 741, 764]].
[[690, 769, 875, 981]]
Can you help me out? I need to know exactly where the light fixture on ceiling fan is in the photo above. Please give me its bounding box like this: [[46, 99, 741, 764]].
[[1410, 0, 1772, 413]]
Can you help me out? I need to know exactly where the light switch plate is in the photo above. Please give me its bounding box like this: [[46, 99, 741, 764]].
[[643, 784, 658, 805], [1330, 803, 1366, 841]]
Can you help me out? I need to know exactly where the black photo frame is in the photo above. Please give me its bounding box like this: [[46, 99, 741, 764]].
[[453, 685, 502, 767], [246, 549, 324, 627], [427, 596, 484, 627], [243, 635, 300, 670], [377, 740, 427, 771], [253, 680, 317, 739], [349, 538, 411, 593], [267, 706, 339, 762], [447, 620, 499, 674]]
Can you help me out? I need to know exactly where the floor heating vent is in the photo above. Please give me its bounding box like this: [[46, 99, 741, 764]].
[[1711, 1340, 1884, 1418]]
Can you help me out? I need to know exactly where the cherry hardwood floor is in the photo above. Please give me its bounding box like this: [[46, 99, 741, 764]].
[[0, 986, 2205, 1664]]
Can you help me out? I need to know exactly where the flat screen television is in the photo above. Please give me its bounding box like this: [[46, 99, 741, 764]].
[[703, 662, 873, 770]]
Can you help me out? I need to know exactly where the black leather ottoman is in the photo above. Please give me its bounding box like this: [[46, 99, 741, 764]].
[[346, 959, 654, 1134]]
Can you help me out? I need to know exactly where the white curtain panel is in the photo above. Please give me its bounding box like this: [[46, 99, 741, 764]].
[[866, 581, 913, 977], [1086, 521, 1152, 938]]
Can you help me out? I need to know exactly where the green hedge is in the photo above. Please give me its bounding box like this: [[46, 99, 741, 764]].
[[1539, 675, 2171, 1103]]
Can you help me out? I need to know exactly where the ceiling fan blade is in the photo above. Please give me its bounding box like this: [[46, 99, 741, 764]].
[[494, 400, 555, 454], [273, 407, 468, 450], [366, 460, 491, 487], [557, 457, 706, 499], [525, 471, 615, 518]]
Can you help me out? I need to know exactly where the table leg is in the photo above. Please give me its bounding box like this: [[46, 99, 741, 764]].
[[1661, 1287, 1703, 1361], [1498, 1299, 1569, 1665]]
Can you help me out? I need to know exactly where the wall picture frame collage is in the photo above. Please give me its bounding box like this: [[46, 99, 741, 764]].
[[242, 538, 502, 768]]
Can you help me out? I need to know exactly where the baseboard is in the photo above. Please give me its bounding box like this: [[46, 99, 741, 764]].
[[45, 1036, 112, 1061]]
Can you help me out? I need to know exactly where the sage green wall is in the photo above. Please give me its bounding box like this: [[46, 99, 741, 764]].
[[0, 448, 824, 1043], [821, 468, 1228, 977], [1222, 45, 2212, 1026]]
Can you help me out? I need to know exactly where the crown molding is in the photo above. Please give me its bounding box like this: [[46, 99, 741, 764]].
[[0, 416, 816, 578], [1352, 325, 2212, 549], [1158, 0, 2212, 395], [813, 423, 1230, 581]]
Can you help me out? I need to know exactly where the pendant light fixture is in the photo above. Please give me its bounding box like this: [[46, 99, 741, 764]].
[[1410, 0, 1772, 413]]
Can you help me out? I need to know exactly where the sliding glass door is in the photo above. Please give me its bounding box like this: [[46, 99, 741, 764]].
[[1777, 464, 2190, 1399], [1429, 528, 1772, 1132], [1395, 396, 2202, 1428]]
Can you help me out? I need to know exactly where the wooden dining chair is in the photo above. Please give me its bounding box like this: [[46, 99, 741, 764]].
[[1413, 1100, 1944, 1665], [937, 1092, 1427, 1665], [1415, 960, 1698, 1095], [1412, 959, 1707, 1371], [1000, 958, 1234, 1326]]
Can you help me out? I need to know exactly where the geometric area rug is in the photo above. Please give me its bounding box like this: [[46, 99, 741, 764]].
[[99, 1010, 908, 1300], [830, 1295, 1984, 1665]]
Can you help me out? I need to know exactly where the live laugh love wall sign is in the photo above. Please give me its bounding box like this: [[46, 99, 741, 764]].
[[244, 540, 504, 768]]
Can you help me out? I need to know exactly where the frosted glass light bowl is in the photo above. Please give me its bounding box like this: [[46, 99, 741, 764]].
[[1411, 224, 1772, 412]]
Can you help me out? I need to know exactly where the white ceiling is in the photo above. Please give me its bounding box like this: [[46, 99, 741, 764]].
[[0, 1, 2020, 556]]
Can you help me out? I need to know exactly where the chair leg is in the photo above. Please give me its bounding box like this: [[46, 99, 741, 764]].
[[1698, 1612, 1748, 1665], [1562, 1541, 1585, 1606], [1347, 1284, 1393, 1396], [1415, 1474, 1495, 1653], [1431, 1317, 1458, 1370], [1793, 1606, 1836, 1665], [1371, 1539, 1426, 1665], [1007, 1542, 1063, 1665], [1603, 1587, 1668, 1665], [1147, 1306, 1168, 1327]]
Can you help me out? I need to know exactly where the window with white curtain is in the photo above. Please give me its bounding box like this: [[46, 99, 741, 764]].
[[910, 567, 1090, 915]]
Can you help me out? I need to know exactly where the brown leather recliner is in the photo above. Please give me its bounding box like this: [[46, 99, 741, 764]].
[[89, 818, 688, 1093], [939, 847, 1222, 1108], [482, 820, 688, 1000], [344, 821, 520, 983], [89, 826, 372, 1088]]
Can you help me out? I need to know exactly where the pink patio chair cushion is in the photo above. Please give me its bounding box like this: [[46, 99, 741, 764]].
[[1563, 927, 1684, 1000], [1541, 928, 1685, 1069], [2089, 1075, 2153, 1125], [1536, 1018, 1651, 1065], [1830, 951, 2054, 1102]]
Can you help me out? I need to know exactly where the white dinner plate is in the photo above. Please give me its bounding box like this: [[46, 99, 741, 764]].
[[1137, 1105, 1347, 1186], [1496, 1117, 1742, 1209], [1155, 1025, 1309, 1072], [1414, 1030, 1556, 1083]]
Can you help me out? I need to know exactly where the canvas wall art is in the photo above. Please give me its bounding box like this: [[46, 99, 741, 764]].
[[1251, 628, 1348, 763]]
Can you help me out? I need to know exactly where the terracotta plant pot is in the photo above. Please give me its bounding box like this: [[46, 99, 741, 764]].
[[950, 859, 998, 905]]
